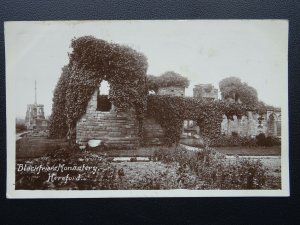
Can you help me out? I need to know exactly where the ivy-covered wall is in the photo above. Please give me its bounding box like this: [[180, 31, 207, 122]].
[[76, 86, 280, 148], [49, 36, 148, 138]]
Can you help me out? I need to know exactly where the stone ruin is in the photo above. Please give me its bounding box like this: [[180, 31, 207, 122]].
[[76, 83, 166, 149], [193, 84, 218, 100], [25, 104, 48, 130], [220, 109, 281, 138], [185, 84, 281, 139], [157, 86, 185, 97], [76, 82, 281, 148]]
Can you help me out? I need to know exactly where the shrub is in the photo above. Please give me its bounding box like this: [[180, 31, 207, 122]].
[[264, 136, 281, 147], [256, 133, 281, 147], [208, 136, 257, 147], [153, 146, 269, 189], [256, 133, 266, 146]]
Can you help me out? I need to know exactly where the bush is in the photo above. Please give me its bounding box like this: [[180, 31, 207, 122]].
[[153, 146, 269, 189], [256, 133, 281, 147], [264, 136, 281, 146], [256, 133, 266, 146], [209, 136, 257, 147]]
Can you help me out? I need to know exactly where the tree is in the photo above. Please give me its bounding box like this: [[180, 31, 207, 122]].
[[219, 77, 242, 100], [219, 76, 258, 106], [146, 71, 189, 94], [146, 75, 159, 94], [157, 71, 190, 88]]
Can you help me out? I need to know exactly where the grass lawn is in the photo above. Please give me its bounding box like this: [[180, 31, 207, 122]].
[[214, 145, 281, 156], [17, 136, 281, 159], [16, 137, 68, 158]]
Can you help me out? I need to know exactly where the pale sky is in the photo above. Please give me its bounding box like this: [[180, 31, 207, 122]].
[[5, 20, 288, 118]]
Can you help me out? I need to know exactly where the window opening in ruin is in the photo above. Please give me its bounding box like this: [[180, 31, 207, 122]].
[[97, 80, 112, 112]]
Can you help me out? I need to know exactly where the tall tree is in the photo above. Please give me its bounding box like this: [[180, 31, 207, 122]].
[[219, 76, 258, 106]]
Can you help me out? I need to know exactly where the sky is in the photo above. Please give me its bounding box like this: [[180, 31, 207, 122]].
[[5, 20, 288, 118]]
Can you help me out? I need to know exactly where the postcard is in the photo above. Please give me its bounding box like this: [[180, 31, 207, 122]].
[[5, 20, 289, 198]]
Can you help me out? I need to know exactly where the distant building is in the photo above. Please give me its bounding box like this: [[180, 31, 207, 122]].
[[25, 81, 48, 130], [193, 84, 218, 100], [25, 104, 48, 130], [157, 86, 185, 97]]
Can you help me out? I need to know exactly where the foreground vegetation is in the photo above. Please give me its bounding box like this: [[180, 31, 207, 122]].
[[16, 145, 280, 190]]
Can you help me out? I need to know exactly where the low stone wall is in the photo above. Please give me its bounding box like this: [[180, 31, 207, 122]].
[[157, 86, 185, 97]]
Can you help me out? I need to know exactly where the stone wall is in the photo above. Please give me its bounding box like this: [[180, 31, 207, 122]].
[[221, 111, 281, 137], [77, 88, 281, 149], [157, 86, 185, 96], [143, 118, 166, 145], [193, 84, 218, 100], [76, 90, 139, 149]]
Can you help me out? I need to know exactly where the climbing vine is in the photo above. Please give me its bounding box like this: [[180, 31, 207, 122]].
[[49, 36, 148, 138], [146, 95, 268, 146], [49, 36, 274, 148]]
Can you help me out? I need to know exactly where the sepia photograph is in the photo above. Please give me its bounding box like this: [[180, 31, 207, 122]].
[[5, 20, 289, 198]]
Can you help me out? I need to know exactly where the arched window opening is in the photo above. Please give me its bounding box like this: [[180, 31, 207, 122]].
[[97, 81, 112, 112]]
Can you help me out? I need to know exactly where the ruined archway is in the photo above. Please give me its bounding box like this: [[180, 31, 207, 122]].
[[268, 113, 278, 136]]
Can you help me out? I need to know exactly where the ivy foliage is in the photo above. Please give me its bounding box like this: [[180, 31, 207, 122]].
[[146, 95, 268, 146], [49, 36, 148, 138], [49, 36, 275, 147], [49, 66, 70, 137], [147, 71, 190, 93]]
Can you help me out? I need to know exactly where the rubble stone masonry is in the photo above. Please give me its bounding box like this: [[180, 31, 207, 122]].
[[76, 90, 139, 149], [76, 90, 166, 149]]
